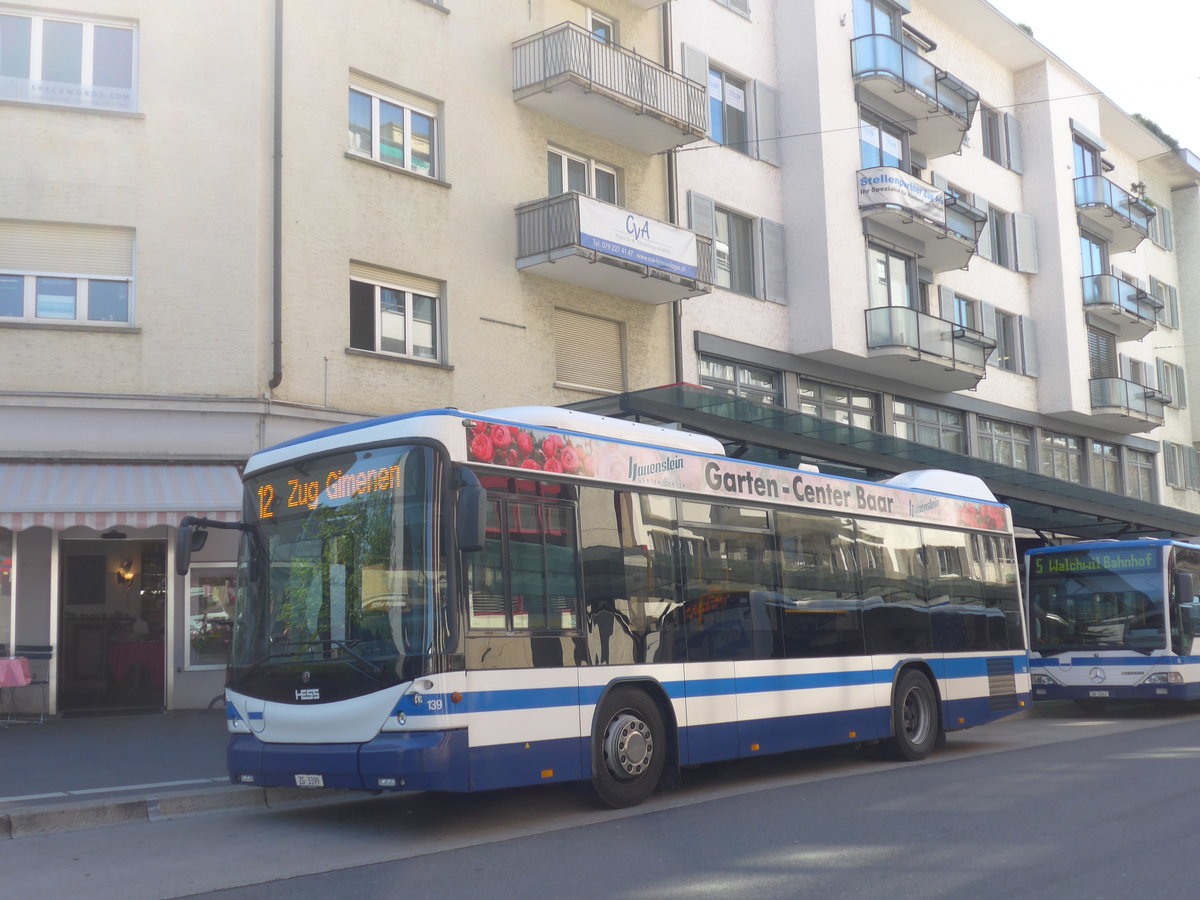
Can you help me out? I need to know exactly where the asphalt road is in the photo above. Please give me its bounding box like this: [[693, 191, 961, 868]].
[[6, 702, 1200, 899]]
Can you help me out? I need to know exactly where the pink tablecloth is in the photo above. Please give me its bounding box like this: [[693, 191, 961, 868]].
[[109, 641, 164, 688], [0, 657, 31, 688]]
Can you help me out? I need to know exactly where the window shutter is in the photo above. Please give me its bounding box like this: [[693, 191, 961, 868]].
[[1013, 213, 1038, 274], [1161, 206, 1174, 250], [759, 219, 787, 304], [0, 221, 133, 277], [553, 307, 625, 393], [681, 44, 709, 86], [753, 81, 780, 166], [1004, 113, 1022, 173], [930, 172, 949, 192], [1168, 285, 1180, 329], [1019, 315, 1038, 376], [981, 301, 998, 366], [937, 285, 955, 321], [1156, 359, 1172, 404], [688, 191, 717, 282], [974, 194, 992, 261], [1176, 365, 1188, 409], [349, 280, 376, 351]]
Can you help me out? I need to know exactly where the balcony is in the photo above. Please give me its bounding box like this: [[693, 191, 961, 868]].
[[1074, 176, 1155, 254], [1089, 377, 1165, 433], [513, 23, 708, 155], [862, 306, 994, 391], [850, 34, 978, 159], [1081, 274, 1161, 342], [516, 192, 713, 304], [858, 167, 985, 272]]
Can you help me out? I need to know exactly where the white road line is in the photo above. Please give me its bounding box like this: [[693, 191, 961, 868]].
[[0, 777, 227, 804]]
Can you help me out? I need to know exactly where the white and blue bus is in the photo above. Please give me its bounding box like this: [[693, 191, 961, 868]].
[[178, 406, 1030, 807], [1027, 540, 1200, 711]]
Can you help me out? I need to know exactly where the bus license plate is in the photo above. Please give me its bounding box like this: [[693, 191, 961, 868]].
[[1088, 690, 1110, 698], [295, 774, 324, 788]]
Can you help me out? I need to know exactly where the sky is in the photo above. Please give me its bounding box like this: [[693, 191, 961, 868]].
[[986, 0, 1200, 153]]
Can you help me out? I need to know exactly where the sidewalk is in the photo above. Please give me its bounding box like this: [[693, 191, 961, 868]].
[[0, 710, 347, 839]]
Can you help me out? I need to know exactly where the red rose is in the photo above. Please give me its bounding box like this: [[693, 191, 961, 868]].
[[544, 457, 563, 474], [490, 424, 513, 449], [559, 445, 581, 473], [541, 434, 563, 458], [503, 448, 520, 467], [472, 421, 489, 436], [521, 458, 542, 470], [469, 433, 494, 463], [516, 431, 534, 457]]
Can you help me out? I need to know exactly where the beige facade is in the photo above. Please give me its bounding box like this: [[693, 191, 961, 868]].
[[2, 0, 1199, 712]]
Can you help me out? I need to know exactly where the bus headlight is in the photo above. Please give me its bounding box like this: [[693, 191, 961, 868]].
[[1031, 674, 1055, 686], [1144, 672, 1183, 685]]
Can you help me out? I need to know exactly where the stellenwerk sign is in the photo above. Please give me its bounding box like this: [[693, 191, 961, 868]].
[[858, 166, 946, 225]]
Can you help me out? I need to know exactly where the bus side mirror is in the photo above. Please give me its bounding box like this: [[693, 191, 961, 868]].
[[1175, 572, 1195, 605], [176, 517, 209, 576], [456, 470, 487, 554]]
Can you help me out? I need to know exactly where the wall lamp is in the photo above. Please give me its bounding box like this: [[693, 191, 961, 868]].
[[116, 559, 135, 586]]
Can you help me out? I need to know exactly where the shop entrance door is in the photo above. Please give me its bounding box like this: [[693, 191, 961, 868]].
[[59, 539, 166, 714]]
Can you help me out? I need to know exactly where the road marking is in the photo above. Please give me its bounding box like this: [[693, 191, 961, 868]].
[[0, 777, 226, 804]]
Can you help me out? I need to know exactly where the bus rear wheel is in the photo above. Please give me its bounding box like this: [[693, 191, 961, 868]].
[[590, 687, 666, 809], [883, 669, 940, 761]]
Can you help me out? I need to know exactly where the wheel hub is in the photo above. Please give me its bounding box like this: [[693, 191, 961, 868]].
[[603, 712, 653, 779]]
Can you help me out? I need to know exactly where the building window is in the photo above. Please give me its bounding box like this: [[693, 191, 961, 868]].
[[951, 294, 978, 331], [1088, 327, 1117, 378], [1163, 442, 1200, 491], [1126, 449, 1154, 501], [993, 310, 1019, 372], [1073, 135, 1101, 178], [0, 11, 136, 111], [708, 65, 749, 155], [714, 207, 755, 295], [797, 378, 878, 430], [587, 10, 617, 43], [554, 307, 624, 393], [853, 0, 900, 38], [980, 105, 1021, 171], [977, 418, 1032, 470], [547, 148, 617, 204], [1151, 276, 1179, 328], [893, 400, 963, 452], [1157, 359, 1187, 409], [859, 110, 906, 169], [1149, 203, 1174, 250], [987, 206, 1011, 268], [866, 244, 916, 310], [1040, 431, 1083, 483], [0, 221, 134, 326], [349, 269, 441, 361], [348, 82, 439, 178], [1091, 442, 1120, 493], [700, 356, 781, 405]]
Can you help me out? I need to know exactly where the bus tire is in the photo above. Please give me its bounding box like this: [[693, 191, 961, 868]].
[[882, 669, 940, 761], [590, 686, 666, 809]]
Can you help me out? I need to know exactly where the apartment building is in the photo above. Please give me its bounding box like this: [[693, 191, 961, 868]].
[[0, 0, 1197, 713]]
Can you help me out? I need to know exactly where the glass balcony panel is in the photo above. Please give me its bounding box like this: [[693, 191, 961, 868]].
[[850, 34, 977, 124], [1089, 377, 1165, 419]]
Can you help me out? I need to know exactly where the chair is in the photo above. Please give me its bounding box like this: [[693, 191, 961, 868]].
[[0, 644, 52, 724]]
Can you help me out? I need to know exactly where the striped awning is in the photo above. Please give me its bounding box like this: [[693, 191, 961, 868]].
[[0, 463, 243, 532]]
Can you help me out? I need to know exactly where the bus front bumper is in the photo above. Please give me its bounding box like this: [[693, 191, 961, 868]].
[[227, 729, 469, 793], [1032, 683, 1196, 702]]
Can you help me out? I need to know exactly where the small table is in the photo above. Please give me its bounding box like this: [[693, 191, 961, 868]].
[[0, 657, 32, 726]]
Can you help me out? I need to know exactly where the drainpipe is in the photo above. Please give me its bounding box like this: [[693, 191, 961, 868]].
[[663, 2, 684, 385], [268, 0, 283, 391]]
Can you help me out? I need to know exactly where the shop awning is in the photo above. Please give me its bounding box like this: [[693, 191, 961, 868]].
[[568, 384, 1200, 541], [0, 462, 244, 531]]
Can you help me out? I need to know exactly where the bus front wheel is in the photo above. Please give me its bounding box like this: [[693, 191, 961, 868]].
[[590, 687, 666, 808], [883, 669, 940, 761]]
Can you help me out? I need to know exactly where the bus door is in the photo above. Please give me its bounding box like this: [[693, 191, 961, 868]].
[[674, 500, 776, 764]]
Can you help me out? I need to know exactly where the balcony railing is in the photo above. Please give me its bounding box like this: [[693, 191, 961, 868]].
[[516, 192, 713, 304], [1090, 377, 1165, 424], [866, 306, 994, 371], [1081, 274, 1161, 342], [1074, 176, 1155, 253], [857, 167, 984, 271], [850, 33, 978, 158], [513, 23, 708, 154]]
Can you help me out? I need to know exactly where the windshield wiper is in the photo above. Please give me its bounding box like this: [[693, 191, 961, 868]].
[[233, 639, 386, 682]]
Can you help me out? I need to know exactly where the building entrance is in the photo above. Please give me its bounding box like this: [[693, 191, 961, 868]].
[[59, 537, 166, 714]]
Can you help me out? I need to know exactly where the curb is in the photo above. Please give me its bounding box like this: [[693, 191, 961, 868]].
[[0, 785, 357, 840]]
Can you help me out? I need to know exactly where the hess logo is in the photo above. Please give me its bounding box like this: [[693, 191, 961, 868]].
[[295, 688, 320, 700]]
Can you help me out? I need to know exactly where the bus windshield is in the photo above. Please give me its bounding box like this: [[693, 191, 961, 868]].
[[1027, 546, 1164, 655], [232, 444, 443, 687]]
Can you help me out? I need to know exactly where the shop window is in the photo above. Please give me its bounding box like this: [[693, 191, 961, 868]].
[[186, 564, 236, 669]]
